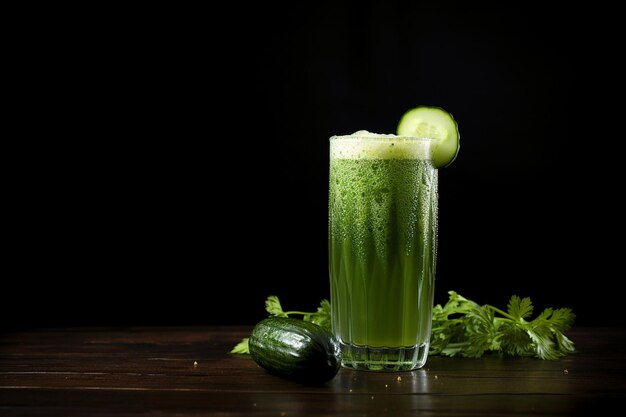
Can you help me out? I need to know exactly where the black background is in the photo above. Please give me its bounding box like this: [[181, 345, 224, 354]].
[[5, 2, 624, 330]]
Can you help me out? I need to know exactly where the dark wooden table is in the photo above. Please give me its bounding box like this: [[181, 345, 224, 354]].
[[1, 326, 624, 416]]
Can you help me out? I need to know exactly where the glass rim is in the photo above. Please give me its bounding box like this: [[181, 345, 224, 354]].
[[329, 134, 436, 160], [330, 134, 438, 142]]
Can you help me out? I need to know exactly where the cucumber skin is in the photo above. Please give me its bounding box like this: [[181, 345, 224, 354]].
[[249, 316, 341, 384]]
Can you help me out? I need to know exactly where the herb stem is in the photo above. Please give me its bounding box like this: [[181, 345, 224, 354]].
[[284, 311, 317, 316], [485, 304, 516, 321]]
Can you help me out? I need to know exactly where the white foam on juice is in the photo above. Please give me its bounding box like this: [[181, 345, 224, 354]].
[[330, 130, 435, 160]]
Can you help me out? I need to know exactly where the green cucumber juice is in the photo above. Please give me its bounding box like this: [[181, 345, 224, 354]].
[[329, 131, 438, 370]]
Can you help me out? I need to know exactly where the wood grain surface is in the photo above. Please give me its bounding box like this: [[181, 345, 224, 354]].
[[1, 326, 624, 416]]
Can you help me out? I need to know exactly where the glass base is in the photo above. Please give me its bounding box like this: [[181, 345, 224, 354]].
[[339, 341, 430, 371]]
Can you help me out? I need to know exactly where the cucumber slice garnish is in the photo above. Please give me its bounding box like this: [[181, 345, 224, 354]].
[[397, 106, 460, 168]]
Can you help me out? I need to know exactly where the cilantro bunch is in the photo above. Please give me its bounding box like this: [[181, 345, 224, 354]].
[[232, 291, 575, 360], [430, 291, 575, 359]]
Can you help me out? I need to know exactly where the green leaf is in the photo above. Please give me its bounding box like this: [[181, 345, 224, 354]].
[[499, 322, 534, 357], [230, 338, 249, 354], [526, 323, 560, 360], [527, 306, 576, 359], [310, 299, 331, 331], [507, 295, 534, 320], [548, 308, 576, 333], [265, 295, 287, 317], [555, 332, 576, 354], [464, 304, 505, 357]]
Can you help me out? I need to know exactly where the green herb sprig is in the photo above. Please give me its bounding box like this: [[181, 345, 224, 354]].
[[430, 291, 575, 359]]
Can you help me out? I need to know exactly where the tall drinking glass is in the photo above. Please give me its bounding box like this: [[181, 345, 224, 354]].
[[329, 132, 438, 371]]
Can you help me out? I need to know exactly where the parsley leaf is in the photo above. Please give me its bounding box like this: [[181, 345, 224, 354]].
[[507, 295, 534, 320], [230, 338, 249, 354], [310, 299, 331, 330], [265, 295, 287, 317]]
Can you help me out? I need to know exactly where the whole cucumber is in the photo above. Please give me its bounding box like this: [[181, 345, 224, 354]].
[[249, 316, 341, 384]]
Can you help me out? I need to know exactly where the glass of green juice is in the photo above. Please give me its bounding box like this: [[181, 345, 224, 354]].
[[329, 131, 438, 371]]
